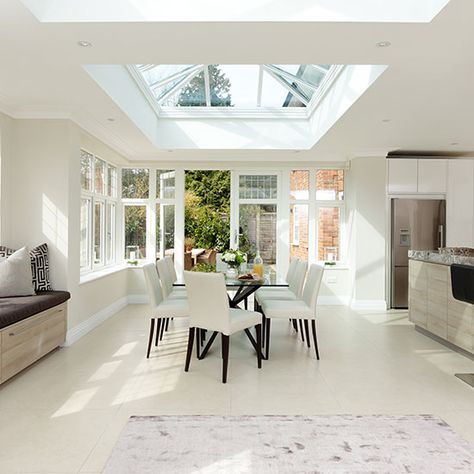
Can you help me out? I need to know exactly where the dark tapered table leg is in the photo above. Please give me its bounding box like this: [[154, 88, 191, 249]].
[[221, 334, 229, 383], [292, 319, 298, 332], [311, 320, 320, 360], [196, 329, 201, 359], [184, 327, 195, 371], [199, 331, 218, 359], [147, 319, 155, 358], [256, 324, 262, 368], [265, 318, 271, 360], [304, 319, 311, 348]]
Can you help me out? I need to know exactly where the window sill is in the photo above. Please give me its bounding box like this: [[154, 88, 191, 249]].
[[80, 264, 128, 285]]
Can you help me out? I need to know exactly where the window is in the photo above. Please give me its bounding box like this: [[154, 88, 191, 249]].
[[239, 174, 277, 199], [316, 169, 344, 201], [316, 169, 344, 263], [157, 170, 175, 199], [290, 170, 309, 200], [80, 149, 118, 273], [124, 205, 147, 260], [122, 168, 149, 198]]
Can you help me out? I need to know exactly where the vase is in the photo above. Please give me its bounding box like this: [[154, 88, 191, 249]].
[[226, 267, 238, 279]]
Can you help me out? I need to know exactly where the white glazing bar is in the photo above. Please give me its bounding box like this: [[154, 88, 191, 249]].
[[203, 65, 211, 107]]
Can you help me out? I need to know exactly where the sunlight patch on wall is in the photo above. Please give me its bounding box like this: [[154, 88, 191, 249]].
[[42, 194, 68, 257]]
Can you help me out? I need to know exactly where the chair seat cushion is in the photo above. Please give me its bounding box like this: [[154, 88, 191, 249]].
[[228, 308, 262, 335], [256, 288, 297, 303], [167, 289, 187, 300], [156, 298, 189, 318], [261, 299, 313, 319]]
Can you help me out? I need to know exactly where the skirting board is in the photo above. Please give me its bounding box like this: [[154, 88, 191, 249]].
[[350, 299, 387, 311], [63, 294, 145, 346], [318, 295, 350, 305]]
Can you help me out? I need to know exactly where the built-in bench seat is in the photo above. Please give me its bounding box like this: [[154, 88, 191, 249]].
[[0, 291, 70, 384]]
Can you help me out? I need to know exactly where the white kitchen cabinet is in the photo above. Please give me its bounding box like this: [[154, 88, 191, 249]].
[[446, 160, 474, 247], [417, 159, 447, 193], [387, 159, 418, 194]]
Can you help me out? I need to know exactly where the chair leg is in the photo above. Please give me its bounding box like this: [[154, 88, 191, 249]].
[[147, 319, 155, 358], [221, 334, 230, 383], [298, 319, 305, 342], [304, 319, 311, 348], [159, 318, 165, 341], [261, 314, 266, 349], [165, 318, 170, 331], [292, 319, 298, 332], [154, 318, 161, 346], [311, 320, 320, 360], [255, 324, 262, 369], [185, 327, 195, 371], [265, 318, 271, 360]]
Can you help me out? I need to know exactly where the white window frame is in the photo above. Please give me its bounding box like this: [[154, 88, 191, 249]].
[[292, 204, 300, 245], [121, 168, 178, 266], [80, 149, 119, 275]]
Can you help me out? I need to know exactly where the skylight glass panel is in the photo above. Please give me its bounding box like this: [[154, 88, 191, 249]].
[[132, 64, 337, 111]]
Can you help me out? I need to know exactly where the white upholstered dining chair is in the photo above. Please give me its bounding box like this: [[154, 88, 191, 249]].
[[142, 263, 188, 358], [183, 271, 263, 383], [156, 257, 187, 299], [260, 263, 324, 360]]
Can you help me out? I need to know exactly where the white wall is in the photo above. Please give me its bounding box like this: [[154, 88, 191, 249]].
[[0, 117, 131, 332], [346, 157, 386, 307]]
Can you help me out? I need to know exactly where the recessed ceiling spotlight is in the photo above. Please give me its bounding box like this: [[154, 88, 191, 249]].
[[382, 118, 391, 123], [77, 40, 92, 48], [107, 118, 115, 122], [294, 150, 302, 154], [376, 41, 391, 48], [450, 142, 459, 146], [167, 150, 174, 153]]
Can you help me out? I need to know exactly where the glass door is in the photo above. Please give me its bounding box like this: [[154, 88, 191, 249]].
[[231, 172, 279, 270]]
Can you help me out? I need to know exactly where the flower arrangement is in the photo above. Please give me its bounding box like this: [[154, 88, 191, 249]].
[[221, 249, 246, 268]]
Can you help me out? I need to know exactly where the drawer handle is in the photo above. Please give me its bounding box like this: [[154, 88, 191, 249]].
[[9, 332, 14, 336]]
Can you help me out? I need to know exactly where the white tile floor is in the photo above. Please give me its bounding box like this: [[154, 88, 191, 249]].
[[0, 304, 473, 473]]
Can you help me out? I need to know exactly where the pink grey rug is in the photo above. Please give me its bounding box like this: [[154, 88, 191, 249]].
[[104, 415, 474, 473]]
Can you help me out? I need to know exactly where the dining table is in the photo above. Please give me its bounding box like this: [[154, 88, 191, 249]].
[[173, 270, 288, 359]]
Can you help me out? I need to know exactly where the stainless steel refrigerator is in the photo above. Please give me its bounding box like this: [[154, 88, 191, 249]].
[[391, 199, 446, 308]]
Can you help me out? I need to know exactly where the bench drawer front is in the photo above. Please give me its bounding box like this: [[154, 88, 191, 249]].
[[1, 304, 66, 383]]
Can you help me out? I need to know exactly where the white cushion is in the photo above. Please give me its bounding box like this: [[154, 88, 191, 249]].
[[228, 309, 261, 335], [261, 299, 314, 319], [0, 247, 35, 298], [155, 298, 189, 318], [256, 288, 297, 303]]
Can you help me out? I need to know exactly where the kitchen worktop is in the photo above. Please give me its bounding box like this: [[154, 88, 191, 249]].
[[408, 250, 474, 267]]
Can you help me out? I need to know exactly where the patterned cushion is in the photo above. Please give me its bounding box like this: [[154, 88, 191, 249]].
[[0, 246, 15, 259], [0, 243, 52, 292], [29, 243, 52, 291]]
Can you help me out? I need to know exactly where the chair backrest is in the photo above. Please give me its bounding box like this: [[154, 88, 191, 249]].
[[143, 263, 164, 308], [289, 260, 307, 296], [183, 271, 231, 334], [302, 264, 325, 313], [286, 258, 299, 284], [165, 255, 178, 283], [156, 258, 173, 297]]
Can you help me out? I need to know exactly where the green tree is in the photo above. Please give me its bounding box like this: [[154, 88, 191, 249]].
[[177, 65, 232, 107]]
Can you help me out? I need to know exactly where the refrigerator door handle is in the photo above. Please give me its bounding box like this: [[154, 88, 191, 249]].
[[438, 225, 444, 249]]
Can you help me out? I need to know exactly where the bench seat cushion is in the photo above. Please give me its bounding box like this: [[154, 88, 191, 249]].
[[0, 291, 70, 330]]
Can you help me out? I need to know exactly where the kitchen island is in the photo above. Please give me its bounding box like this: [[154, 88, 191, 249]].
[[409, 251, 474, 356]]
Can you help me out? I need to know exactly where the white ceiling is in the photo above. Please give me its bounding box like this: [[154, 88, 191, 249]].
[[0, 0, 473, 162]]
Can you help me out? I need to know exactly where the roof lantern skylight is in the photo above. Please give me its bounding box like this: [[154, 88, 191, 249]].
[[130, 64, 337, 113]]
